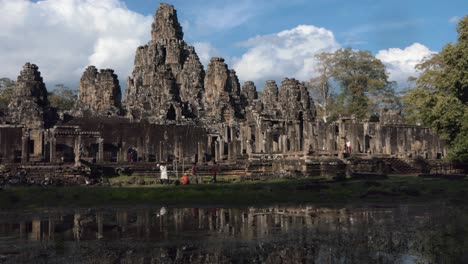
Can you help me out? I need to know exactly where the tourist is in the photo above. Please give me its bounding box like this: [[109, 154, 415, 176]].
[[157, 162, 168, 184], [346, 141, 351, 153], [191, 163, 198, 184], [181, 173, 190, 185], [209, 162, 217, 183]]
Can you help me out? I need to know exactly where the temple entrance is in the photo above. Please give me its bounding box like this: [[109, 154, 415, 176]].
[[298, 112, 304, 151], [167, 105, 176, 120], [365, 135, 371, 153], [57, 144, 75, 163], [126, 147, 138, 162]]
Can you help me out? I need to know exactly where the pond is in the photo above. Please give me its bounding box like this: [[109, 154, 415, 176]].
[[0, 203, 467, 263]]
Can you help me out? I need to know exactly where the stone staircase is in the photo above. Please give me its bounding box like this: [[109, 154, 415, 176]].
[[384, 158, 421, 174]]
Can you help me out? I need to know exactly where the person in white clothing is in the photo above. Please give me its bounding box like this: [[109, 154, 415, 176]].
[[157, 163, 168, 184]]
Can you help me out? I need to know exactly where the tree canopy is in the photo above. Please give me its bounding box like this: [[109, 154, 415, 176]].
[[309, 48, 393, 121], [402, 15, 468, 163], [48, 84, 78, 111], [0, 78, 15, 109]]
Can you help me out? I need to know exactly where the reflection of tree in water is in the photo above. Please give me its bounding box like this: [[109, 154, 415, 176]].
[[413, 206, 468, 263], [0, 205, 467, 263]]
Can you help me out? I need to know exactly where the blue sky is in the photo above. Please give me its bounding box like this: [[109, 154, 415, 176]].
[[1, 0, 466, 89], [122, 0, 465, 55]]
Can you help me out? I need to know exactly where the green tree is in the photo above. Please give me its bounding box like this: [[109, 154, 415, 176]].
[[403, 15, 468, 162], [48, 84, 78, 111], [312, 48, 390, 121], [331, 48, 389, 119], [307, 52, 336, 122], [0, 78, 15, 109]]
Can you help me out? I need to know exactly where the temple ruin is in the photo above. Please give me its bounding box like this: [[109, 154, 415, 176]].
[[0, 3, 447, 182]]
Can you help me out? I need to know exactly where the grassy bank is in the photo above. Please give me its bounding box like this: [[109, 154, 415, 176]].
[[1, 176, 467, 209]]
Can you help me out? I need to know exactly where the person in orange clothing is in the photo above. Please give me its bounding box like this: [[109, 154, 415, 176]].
[[181, 173, 190, 185]]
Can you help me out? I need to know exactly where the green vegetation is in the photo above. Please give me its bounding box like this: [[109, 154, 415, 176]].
[[309, 48, 397, 121], [0, 77, 15, 109], [1, 176, 467, 209], [403, 15, 468, 163], [48, 84, 78, 111]]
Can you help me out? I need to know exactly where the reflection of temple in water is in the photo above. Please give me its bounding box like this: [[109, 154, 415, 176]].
[[0, 205, 446, 263], [0, 206, 410, 241]]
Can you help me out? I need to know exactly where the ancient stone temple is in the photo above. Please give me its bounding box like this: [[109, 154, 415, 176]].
[[124, 3, 205, 123], [74, 66, 122, 116], [8, 63, 49, 129], [241, 81, 258, 107], [0, 3, 449, 180], [202, 58, 242, 124], [1, 63, 52, 163]]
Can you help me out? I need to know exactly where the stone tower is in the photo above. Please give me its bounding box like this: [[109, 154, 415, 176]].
[[261, 80, 279, 117], [241, 81, 258, 106], [277, 78, 314, 120], [202, 58, 242, 123], [8, 63, 49, 129], [124, 3, 204, 123], [75, 66, 122, 115]]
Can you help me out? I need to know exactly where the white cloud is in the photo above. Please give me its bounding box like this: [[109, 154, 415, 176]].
[[376, 43, 436, 87], [232, 25, 340, 87], [0, 0, 152, 89], [449, 16, 460, 23], [193, 1, 256, 32], [193, 42, 222, 67]]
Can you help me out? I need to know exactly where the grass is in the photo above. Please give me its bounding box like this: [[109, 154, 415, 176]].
[[0, 176, 467, 209]]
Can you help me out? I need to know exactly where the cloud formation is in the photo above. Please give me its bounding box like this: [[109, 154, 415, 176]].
[[193, 42, 222, 67], [0, 0, 438, 93], [376, 43, 435, 87], [0, 0, 152, 88], [233, 25, 340, 87], [449, 16, 460, 23], [194, 1, 255, 32]]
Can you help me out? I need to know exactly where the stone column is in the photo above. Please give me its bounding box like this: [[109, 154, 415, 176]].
[[385, 128, 391, 155], [265, 129, 273, 153], [246, 140, 253, 157], [31, 219, 41, 241], [96, 212, 103, 239], [255, 126, 262, 153], [74, 134, 82, 167], [197, 142, 204, 165], [230, 126, 236, 141], [295, 122, 301, 151], [50, 135, 56, 163], [159, 141, 163, 162], [97, 138, 104, 163], [145, 136, 150, 162], [288, 125, 296, 152], [219, 137, 224, 160], [214, 140, 220, 162], [228, 141, 237, 161], [282, 135, 288, 153], [21, 130, 29, 163]]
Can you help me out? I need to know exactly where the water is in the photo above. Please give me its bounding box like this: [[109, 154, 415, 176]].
[[0, 203, 466, 263]]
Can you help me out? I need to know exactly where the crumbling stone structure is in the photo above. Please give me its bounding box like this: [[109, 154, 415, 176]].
[[0, 3, 447, 179], [74, 66, 122, 116], [124, 3, 205, 123], [8, 63, 49, 129], [202, 58, 242, 124]]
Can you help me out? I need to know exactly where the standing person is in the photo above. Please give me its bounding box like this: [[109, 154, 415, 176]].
[[191, 163, 199, 184], [209, 162, 217, 183], [346, 141, 351, 153], [157, 162, 168, 184]]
